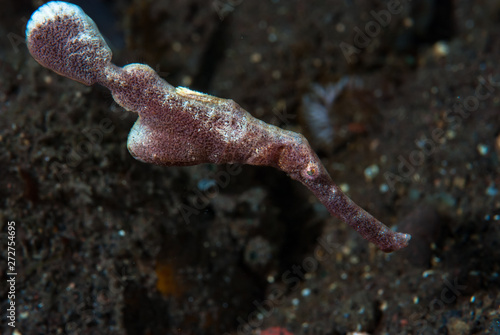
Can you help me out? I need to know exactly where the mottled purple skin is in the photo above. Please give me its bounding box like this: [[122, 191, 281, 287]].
[[26, 1, 410, 252], [26, 1, 111, 86]]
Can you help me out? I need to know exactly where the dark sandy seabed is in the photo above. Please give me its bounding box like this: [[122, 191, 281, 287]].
[[1, 1, 500, 334]]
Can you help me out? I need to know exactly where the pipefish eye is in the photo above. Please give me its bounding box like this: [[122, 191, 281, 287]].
[[302, 162, 319, 179]]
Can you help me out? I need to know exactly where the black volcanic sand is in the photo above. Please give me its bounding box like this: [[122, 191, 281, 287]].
[[1, 1, 499, 334]]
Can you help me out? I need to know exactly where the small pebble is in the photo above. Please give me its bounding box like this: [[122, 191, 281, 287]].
[[422, 270, 435, 278], [364, 164, 379, 181], [433, 41, 450, 58], [250, 52, 262, 63], [486, 183, 498, 197], [340, 183, 350, 192], [379, 183, 389, 193], [477, 143, 489, 156]]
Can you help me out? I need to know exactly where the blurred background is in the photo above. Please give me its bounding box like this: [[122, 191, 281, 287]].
[[1, 0, 499, 334]]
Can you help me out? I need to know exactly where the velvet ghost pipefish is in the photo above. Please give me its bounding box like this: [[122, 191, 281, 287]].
[[26, 1, 411, 252]]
